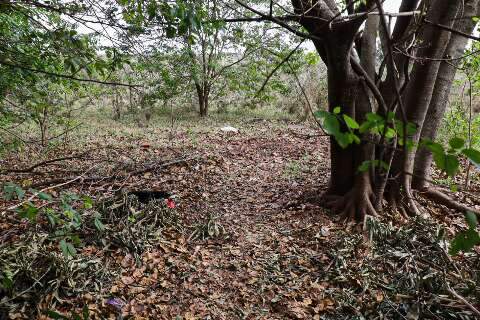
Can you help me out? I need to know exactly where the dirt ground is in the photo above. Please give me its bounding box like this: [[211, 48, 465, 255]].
[[1, 119, 479, 319]]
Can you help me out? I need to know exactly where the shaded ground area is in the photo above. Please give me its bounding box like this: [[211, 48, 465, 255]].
[[0, 120, 479, 319]]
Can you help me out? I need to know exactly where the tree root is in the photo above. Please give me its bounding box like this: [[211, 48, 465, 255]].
[[323, 181, 378, 221], [419, 188, 480, 217], [386, 191, 409, 219]]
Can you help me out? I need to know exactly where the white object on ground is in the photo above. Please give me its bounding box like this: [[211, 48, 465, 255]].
[[220, 126, 239, 133]]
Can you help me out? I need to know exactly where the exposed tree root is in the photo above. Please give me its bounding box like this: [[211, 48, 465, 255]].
[[385, 182, 423, 219], [419, 188, 480, 217], [386, 190, 409, 219], [323, 175, 378, 221]]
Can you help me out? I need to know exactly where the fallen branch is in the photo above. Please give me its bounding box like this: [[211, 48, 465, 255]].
[[1, 165, 98, 215], [2, 151, 91, 173], [28, 155, 195, 189], [420, 188, 480, 217], [446, 282, 480, 317]]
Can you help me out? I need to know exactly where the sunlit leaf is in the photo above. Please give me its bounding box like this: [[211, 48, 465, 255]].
[[343, 114, 359, 129]]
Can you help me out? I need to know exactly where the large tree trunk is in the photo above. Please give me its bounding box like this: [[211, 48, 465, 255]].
[[412, 0, 480, 189], [293, 0, 366, 196], [325, 49, 359, 195], [287, 0, 479, 220], [379, 0, 462, 216], [401, 0, 461, 182]]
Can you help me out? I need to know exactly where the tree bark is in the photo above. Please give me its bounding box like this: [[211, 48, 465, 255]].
[[291, 0, 367, 195], [195, 83, 209, 117], [284, 0, 480, 219], [388, 0, 461, 188], [413, 0, 480, 189]]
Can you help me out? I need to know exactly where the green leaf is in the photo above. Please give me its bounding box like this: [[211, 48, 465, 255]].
[[83, 196, 93, 209], [385, 127, 396, 139], [449, 137, 465, 150], [59, 239, 76, 257], [323, 113, 341, 136], [46, 209, 58, 227], [333, 106, 341, 114], [357, 160, 389, 173], [94, 217, 105, 232], [335, 132, 350, 149], [351, 133, 361, 144], [17, 204, 39, 221], [450, 228, 480, 255], [343, 114, 359, 129], [462, 148, 480, 167], [406, 122, 417, 135], [444, 155, 460, 176], [358, 161, 372, 172], [435, 153, 460, 177], [366, 112, 383, 122], [386, 111, 396, 122], [38, 192, 52, 201], [465, 211, 478, 229], [1, 269, 13, 290], [4, 183, 25, 200], [425, 141, 444, 155], [15, 185, 25, 200], [2, 183, 16, 201], [359, 120, 376, 134]]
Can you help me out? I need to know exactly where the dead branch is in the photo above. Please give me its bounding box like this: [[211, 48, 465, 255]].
[[1, 150, 91, 173], [28, 155, 196, 189], [446, 282, 480, 317], [1, 164, 99, 215]]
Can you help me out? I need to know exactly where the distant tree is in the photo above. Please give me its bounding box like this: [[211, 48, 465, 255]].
[[0, 5, 111, 146]]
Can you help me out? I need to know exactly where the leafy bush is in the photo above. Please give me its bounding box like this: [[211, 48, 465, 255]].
[[439, 101, 480, 151], [1, 183, 104, 258]]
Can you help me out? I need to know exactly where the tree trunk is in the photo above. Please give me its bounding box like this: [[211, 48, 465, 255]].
[[195, 83, 209, 117], [285, 0, 480, 220], [412, 0, 480, 189], [295, 1, 366, 195], [385, 0, 460, 194], [113, 89, 121, 120]]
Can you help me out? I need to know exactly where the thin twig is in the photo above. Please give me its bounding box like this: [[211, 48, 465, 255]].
[[1, 165, 99, 215], [0, 60, 142, 88], [446, 282, 480, 317], [256, 39, 305, 96]]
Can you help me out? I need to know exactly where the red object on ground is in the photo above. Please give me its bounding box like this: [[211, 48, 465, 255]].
[[166, 198, 176, 209]]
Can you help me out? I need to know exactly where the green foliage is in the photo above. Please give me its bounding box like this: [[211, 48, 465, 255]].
[[0, 5, 124, 146], [315, 109, 480, 177], [0, 269, 14, 292], [450, 212, 480, 255], [119, 0, 202, 40], [314, 107, 360, 148], [422, 137, 480, 177], [439, 101, 480, 154], [3, 182, 26, 200], [1, 183, 104, 258], [358, 160, 389, 173]]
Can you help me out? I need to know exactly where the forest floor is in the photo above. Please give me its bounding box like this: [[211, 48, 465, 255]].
[[1, 116, 479, 319]]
